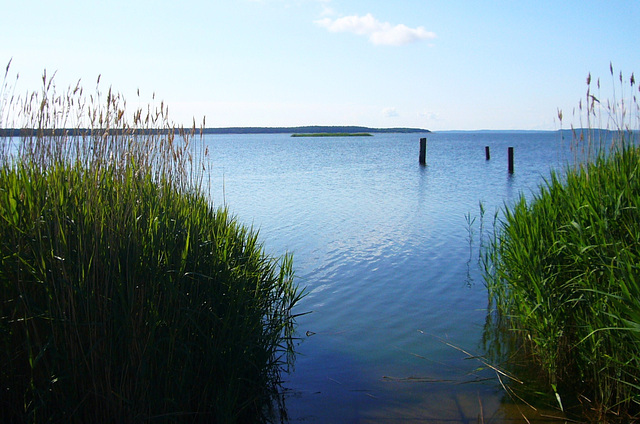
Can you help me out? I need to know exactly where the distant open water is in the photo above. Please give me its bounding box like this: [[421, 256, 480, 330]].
[[203, 131, 572, 423]]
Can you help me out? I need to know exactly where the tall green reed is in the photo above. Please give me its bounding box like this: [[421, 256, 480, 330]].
[[484, 66, 640, 421], [0, 63, 303, 423]]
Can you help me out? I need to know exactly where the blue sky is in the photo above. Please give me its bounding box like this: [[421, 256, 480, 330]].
[[2, 0, 639, 130]]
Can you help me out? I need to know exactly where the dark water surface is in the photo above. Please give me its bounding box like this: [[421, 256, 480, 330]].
[[203, 131, 572, 423]]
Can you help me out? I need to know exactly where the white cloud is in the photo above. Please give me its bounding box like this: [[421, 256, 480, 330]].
[[418, 110, 441, 121], [315, 13, 436, 46], [319, 4, 335, 17], [383, 107, 399, 117]]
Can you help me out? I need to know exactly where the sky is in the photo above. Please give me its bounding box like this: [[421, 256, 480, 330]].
[[2, 0, 640, 131]]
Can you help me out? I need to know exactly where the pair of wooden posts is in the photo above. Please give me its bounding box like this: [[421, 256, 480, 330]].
[[419, 138, 514, 174], [487, 146, 515, 174]]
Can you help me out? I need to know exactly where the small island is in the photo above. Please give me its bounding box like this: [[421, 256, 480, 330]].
[[291, 132, 372, 137]]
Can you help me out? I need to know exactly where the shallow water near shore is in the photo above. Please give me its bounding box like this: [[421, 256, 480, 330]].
[[203, 131, 572, 422]]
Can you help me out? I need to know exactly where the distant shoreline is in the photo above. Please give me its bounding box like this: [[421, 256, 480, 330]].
[[291, 132, 372, 137], [201, 126, 427, 135], [0, 126, 429, 137], [3, 128, 627, 137]]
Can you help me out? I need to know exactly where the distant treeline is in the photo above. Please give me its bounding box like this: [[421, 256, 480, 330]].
[[202, 126, 429, 134], [0, 126, 429, 137], [0, 128, 176, 137], [291, 132, 373, 137]]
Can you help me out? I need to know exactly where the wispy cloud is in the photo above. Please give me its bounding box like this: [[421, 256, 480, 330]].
[[383, 107, 399, 117], [315, 13, 436, 46], [418, 110, 441, 121], [319, 4, 335, 17]]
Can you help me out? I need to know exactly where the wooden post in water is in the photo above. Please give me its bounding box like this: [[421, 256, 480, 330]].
[[419, 137, 427, 165], [508, 147, 514, 174], [485, 146, 491, 160]]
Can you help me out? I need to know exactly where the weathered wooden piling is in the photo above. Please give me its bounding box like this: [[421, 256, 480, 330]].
[[419, 137, 427, 165], [508, 147, 514, 174], [485, 146, 490, 160]]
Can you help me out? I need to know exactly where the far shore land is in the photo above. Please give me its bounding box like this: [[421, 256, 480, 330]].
[[291, 132, 372, 137], [0, 126, 429, 137], [3, 127, 628, 138]]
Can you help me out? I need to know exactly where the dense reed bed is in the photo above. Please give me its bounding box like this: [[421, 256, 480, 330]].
[[485, 67, 640, 421], [0, 64, 303, 423]]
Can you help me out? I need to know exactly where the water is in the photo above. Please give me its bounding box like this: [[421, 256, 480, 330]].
[[203, 131, 572, 422]]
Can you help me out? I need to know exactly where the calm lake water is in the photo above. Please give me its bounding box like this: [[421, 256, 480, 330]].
[[203, 131, 573, 423]]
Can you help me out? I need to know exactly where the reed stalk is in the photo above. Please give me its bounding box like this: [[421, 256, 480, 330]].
[[484, 66, 640, 421], [0, 63, 303, 423]]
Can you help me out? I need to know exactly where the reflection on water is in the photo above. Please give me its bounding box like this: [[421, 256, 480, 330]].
[[202, 131, 571, 422]]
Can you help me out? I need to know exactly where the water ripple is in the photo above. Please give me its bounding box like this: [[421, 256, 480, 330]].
[[203, 132, 569, 421]]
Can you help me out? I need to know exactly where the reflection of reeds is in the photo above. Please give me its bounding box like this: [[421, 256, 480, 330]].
[[0, 63, 303, 423], [484, 66, 640, 421]]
